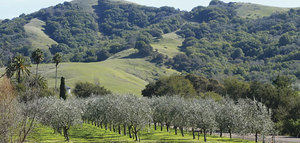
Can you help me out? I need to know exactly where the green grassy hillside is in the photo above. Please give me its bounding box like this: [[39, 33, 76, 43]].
[[28, 124, 254, 143], [151, 32, 184, 58], [35, 49, 177, 95], [24, 18, 57, 50], [236, 3, 290, 18], [0, 49, 178, 95]]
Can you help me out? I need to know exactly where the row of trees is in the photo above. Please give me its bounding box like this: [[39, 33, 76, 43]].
[[82, 95, 274, 142], [142, 74, 299, 137], [0, 68, 276, 143], [1, 86, 274, 143]]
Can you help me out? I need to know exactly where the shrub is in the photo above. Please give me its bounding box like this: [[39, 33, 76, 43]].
[[142, 75, 196, 97], [74, 82, 112, 98]]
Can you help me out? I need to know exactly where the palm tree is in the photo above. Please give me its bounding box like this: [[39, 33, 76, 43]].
[[31, 49, 44, 76], [53, 53, 62, 90], [1, 55, 31, 83]]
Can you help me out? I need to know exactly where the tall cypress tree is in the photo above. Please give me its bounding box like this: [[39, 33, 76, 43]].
[[60, 77, 67, 100]]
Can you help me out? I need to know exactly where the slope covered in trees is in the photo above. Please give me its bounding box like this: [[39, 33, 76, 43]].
[[0, 0, 299, 82]]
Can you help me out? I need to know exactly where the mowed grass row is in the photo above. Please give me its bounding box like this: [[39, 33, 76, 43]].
[[28, 124, 254, 143]]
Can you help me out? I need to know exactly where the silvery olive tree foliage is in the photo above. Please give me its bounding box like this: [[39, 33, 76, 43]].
[[237, 99, 274, 143], [17, 98, 49, 143], [150, 96, 170, 131], [8, 93, 274, 142], [148, 96, 274, 142], [189, 99, 217, 142], [82, 95, 274, 142], [83, 95, 152, 141], [35, 97, 84, 141], [215, 98, 239, 138]]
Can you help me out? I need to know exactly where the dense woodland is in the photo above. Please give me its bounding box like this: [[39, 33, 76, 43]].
[[0, 0, 299, 82]]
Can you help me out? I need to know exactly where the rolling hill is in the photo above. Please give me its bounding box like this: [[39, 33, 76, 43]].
[[235, 3, 290, 18], [24, 18, 57, 50], [0, 0, 299, 86], [30, 48, 177, 95]]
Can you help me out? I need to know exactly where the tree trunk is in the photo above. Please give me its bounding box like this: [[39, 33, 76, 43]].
[[174, 126, 177, 135], [36, 64, 39, 76], [17, 69, 21, 83], [123, 124, 126, 135], [166, 124, 169, 132], [161, 123, 163, 131], [105, 124, 108, 130], [204, 129, 207, 142], [63, 126, 69, 142], [128, 126, 132, 138], [134, 126, 138, 141], [118, 125, 121, 134], [220, 130, 222, 137], [229, 129, 232, 139], [255, 132, 258, 143], [192, 128, 195, 139], [109, 124, 112, 131], [210, 130, 212, 135], [180, 127, 184, 137], [154, 123, 157, 130], [198, 131, 200, 140], [55, 65, 58, 90]]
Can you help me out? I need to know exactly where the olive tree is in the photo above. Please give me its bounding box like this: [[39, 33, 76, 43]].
[[237, 99, 274, 143], [124, 95, 152, 141], [38, 97, 83, 141], [215, 98, 239, 138], [17, 96, 48, 143], [190, 99, 217, 142], [151, 96, 174, 131], [169, 96, 190, 136], [83, 95, 152, 141]]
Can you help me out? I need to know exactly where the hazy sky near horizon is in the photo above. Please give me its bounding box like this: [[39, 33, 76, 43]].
[[1, 0, 299, 19]]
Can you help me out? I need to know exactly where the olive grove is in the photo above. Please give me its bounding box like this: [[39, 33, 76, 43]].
[[0, 90, 275, 142], [81, 95, 274, 142]]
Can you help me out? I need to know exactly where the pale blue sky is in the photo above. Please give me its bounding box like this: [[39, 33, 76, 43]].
[[1, 0, 299, 19]]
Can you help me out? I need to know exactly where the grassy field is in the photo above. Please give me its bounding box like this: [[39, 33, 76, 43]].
[[24, 18, 57, 50], [235, 3, 290, 19], [0, 48, 177, 95], [32, 49, 177, 95], [151, 32, 184, 58], [27, 124, 254, 143]]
